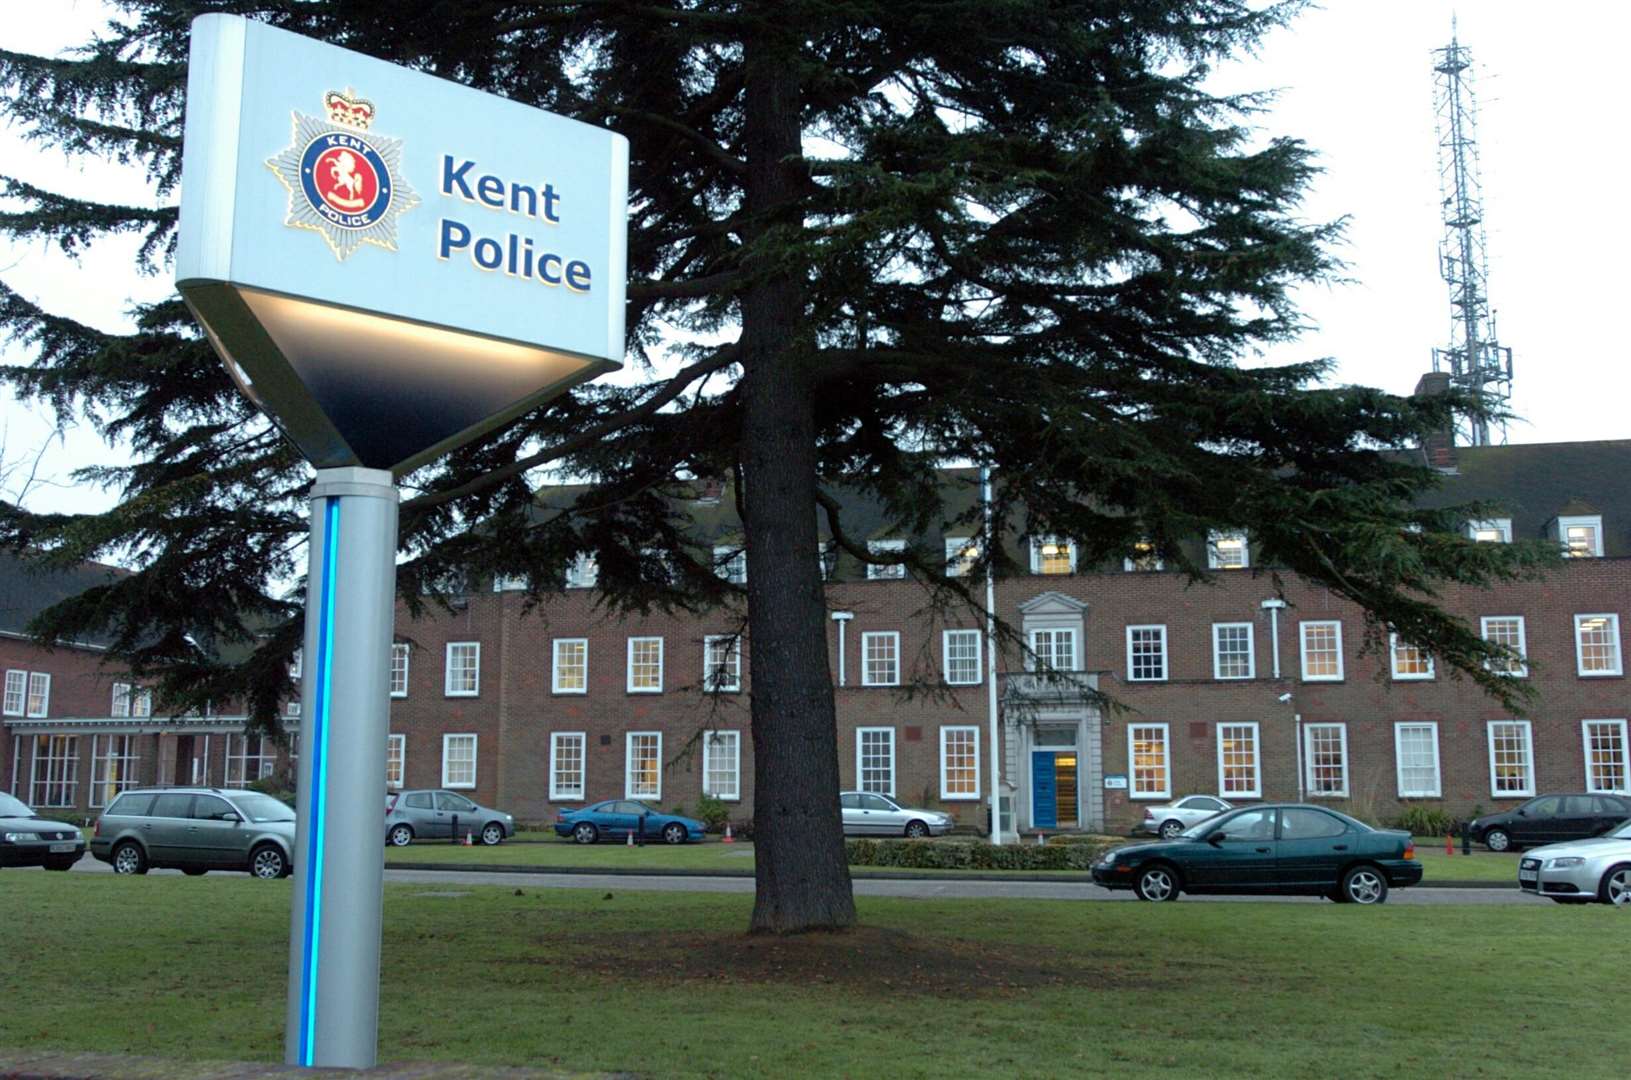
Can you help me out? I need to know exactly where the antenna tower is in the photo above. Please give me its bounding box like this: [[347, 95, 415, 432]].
[[1430, 21, 1512, 446]]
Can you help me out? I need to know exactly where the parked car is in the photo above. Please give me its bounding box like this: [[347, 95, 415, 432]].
[[89, 787, 295, 878], [1139, 795, 1234, 839], [386, 789, 515, 846], [1092, 803, 1421, 904], [1518, 817, 1631, 905], [1464, 793, 1631, 852], [553, 800, 705, 844], [840, 791, 954, 838], [0, 792, 85, 871]]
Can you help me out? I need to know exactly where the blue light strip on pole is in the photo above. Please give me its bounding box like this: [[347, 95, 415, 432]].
[[299, 497, 340, 1066]]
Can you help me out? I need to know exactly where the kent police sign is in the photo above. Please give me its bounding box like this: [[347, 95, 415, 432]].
[[177, 15, 626, 474]]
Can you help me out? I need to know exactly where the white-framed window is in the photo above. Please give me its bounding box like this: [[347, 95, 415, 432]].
[[861, 631, 900, 687], [29, 734, 78, 807], [25, 672, 50, 718], [1126, 625, 1168, 682], [289, 648, 303, 679], [130, 687, 152, 718], [564, 554, 599, 589], [1124, 540, 1163, 572], [1479, 616, 1528, 678], [625, 731, 661, 800], [1212, 623, 1255, 680], [1394, 722, 1442, 798], [627, 636, 664, 693], [866, 539, 907, 580], [1207, 531, 1249, 569], [1029, 536, 1077, 575], [939, 726, 980, 800], [89, 734, 140, 808], [944, 536, 979, 577], [857, 727, 895, 795], [492, 573, 528, 592], [1129, 723, 1171, 800], [390, 643, 410, 697], [386, 734, 406, 789], [816, 540, 836, 581], [442, 733, 478, 789], [942, 629, 982, 685], [444, 642, 480, 696], [1389, 633, 1434, 681], [1468, 518, 1511, 543], [703, 730, 741, 801], [1217, 723, 1261, 799], [1029, 628, 1078, 675], [1583, 720, 1630, 794], [552, 638, 588, 694], [714, 545, 747, 585], [111, 682, 132, 718], [1575, 614, 1623, 677], [1299, 621, 1344, 681], [703, 635, 742, 692], [224, 734, 274, 788], [549, 732, 586, 800], [286, 700, 301, 719], [1487, 720, 1534, 798], [1304, 723, 1349, 798], [3, 670, 26, 716], [1557, 514, 1604, 558]]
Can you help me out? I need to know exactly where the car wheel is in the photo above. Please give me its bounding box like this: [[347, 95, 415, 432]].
[[662, 822, 687, 845], [1598, 863, 1631, 906], [182, 867, 208, 877], [1341, 865, 1388, 905], [1133, 863, 1180, 902], [904, 820, 929, 839], [250, 844, 288, 880], [111, 840, 148, 875], [480, 822, 504, 846], [572, 822, 599, 845], [387, 824, 414, 847], [1484, 828, 1511, 853], [1158, 820, 1185, 840]]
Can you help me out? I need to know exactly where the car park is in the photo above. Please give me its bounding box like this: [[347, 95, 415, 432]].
[[385, 789, 516, 846], [1092, 803, 1421, 904], [840, 791, 954, 838], [89, 787, 295, 878], [0, 792, 85, 871], [553, 800, 706, 844], [1518, 818, 1631, 905], [1464, 793, 1631, 852], [1139, 795, 1234, 839]]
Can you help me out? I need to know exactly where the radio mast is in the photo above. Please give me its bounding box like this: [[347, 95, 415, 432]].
[[1430, 21, 1513, 446]]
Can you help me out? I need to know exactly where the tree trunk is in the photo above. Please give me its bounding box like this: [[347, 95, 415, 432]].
[[739, 20, 857, 934]]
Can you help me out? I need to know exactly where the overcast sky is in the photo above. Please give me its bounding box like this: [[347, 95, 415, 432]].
[[2, 0, 1627, 518]]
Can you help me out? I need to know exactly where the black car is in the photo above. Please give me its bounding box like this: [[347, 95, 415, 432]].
[[0, 792, 84, 871], [1465, 793, 1631, 852]]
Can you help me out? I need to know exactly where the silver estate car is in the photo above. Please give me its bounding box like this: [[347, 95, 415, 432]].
[[1518, 817, 1631, 905], [840, 791, 954, 838], [1139, 795, 1235, 839], [385, 789, 515, 846], [90, 787, 295, 879]]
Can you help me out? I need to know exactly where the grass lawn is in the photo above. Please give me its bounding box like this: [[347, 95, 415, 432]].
[[4, 873, 1618, 1078]]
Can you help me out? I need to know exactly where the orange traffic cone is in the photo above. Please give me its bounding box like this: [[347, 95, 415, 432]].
[[463, 832, 473, 846], [1445, 832, 1454, 856], [722, 824, 735, 844]]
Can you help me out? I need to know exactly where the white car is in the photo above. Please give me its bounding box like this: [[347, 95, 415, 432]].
[[1518, 818, 1631, 905], [1139, 795, 1234, 839], [840, 791, 954, 838]]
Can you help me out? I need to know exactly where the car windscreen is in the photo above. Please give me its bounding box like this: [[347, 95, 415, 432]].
[[1611, 818, 1631, 840], [0, 792, 31, 817], [231, 792, 296, 823]]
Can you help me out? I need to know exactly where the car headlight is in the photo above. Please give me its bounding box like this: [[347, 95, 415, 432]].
[[1545, 857, 1584, 869], [3, 831, 40, 842]]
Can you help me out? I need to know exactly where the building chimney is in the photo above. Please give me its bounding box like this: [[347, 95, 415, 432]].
[[1412, 371, 1457, 471]]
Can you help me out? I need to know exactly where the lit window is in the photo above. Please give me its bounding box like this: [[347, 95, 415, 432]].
[[1124, 540, 1162, 572], [1299, 621, 1343, 681], [289, 648, 303, 679], [1217, 723, 1261, 798], [861, 631, 900, 687], [29, 734, 78, 807], [549, 732, 585, 800], [1030, 628, 1078, 675], [130, 688, 152, 718], [626, 732, 661, 800], [564, 554, 599, 589], [857, 727, 895, 795], [286, 700, 301, 718], [552, 638, 588, 694], [444, 642, 481, 696], [224, 734, 274, 787], [627, 636, 664, 693], [442, 733, 478, 789], [942, 629, 982, 685], [25, 672, 50, 718], [1487, 721, 1533, 797], [944, 536, 979, 578], [1207, 531, 1249, 570], [714, 545, 747, 585], [703, 635, 742, 693], [703, 730, 741, 801], [1126, 625, 1168, 682], [386, 734, 406, 789], [939, 726, 980, 800], [866, 539, 907, 580], [1304, 723, 1348, 797], [1480, 616, 1527, 677], [1129, 724, 1170, 800], [1583, 720, 1630, 794], [89, 734, 139, 808], [1468, 519, 1511, 543], [1575, 614, 1623, 677], [390, 643, 410, 697], [1, 670, 23, 717], [1394, 723, 1441, 798], [1557, 515, 1604, 558], [1212, 623, 1254, 680], [1389, 634, 1434, 681], [1030, 536, 1076, 575]]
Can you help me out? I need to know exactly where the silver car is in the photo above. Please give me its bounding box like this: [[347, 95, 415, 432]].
[[385, 789, 515, 846], [1518, 817, 1631, 905], [840, 791, 954, 838], [1139, 795, 1234, 839], [89, 787, 295, 879]]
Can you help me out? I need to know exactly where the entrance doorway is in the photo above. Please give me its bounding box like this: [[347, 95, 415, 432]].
[[1030, 750, 1080, 829]]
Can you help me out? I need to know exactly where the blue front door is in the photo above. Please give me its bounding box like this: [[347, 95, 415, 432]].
[[1032, 752, 1058, 829]]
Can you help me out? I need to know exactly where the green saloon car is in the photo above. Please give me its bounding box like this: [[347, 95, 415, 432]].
[[1092, 804, 1422, 904]]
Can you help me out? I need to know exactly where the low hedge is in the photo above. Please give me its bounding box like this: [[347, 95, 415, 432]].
[[846, 837, 1119, 871]]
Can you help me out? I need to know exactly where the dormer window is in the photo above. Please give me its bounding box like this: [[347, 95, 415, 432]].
[[713, 545, 747, 585], [1124, 540, 1162, 572], [1029, 536, 1076, 575], [564, 554, 599, 589], [866, 539, 907, 580], [1557, 515, 1604, 558], [1468, 519, 1512, 544], [944, 537, 979, 578], [1207, 531, 1249, 570]]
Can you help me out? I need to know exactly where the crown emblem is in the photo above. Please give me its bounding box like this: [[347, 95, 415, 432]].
[[323, 89, 376, 130]]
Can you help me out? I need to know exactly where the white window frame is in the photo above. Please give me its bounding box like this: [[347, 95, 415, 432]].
[[1486, 720, 1535, 798], [386, 733, 406, 790], [492, 573, 528, 592], [1128, 723, 1171, 800], [1207, 531, 1250, 570], [549, 731, 586, 801], [626, 636, 665, 693], [3, 670, 25, 717], [1211, 622, 1255, 680], [1123, 541, 1163, 572], [1388, 633, 1434, 681], [130, 687, 152, 718], [1582, 720, 1631, 795], [1303, 723, 1350, 798], [702, 730, 742, 801], [866, 539, 907, 580], [1557, 514, 1604, 558], [1468, 518, 1512, 543], [1394, 722, 1442, 798], [703, 635, 742, 693], [944, 536, 979, 577], [1125, 624, 1168, 682], [289, 648, 303, 679], [111, 682, 132, 718], [224, 734, 274, 788], [942, 629, 982, 686], [390, 643, 410, 697], [1028, 628, 1078, 674], [939, 725, 981, 800], [860, 631, 901, 687], [441, 733, 478, 789], [1029, 536, 1077, 575], [551, 638, 588, 694], [1574, 613, 1624, 677], [444, 642, 481, 697], [564, 554, 599, 589], [1216, 723, 1262, 799], [1298, 621, 1344, 682], [29, 734, 78, 808], [24, 672, 50, 718], [714, 545, 747, 585], [89, 733, 139, 808], [1479, 616, 1528, 678], [625, 731, 662, 800], [856, 727, 896, 796]]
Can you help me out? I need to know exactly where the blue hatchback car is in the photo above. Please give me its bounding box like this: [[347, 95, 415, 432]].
[[554, 800, 706, 845]]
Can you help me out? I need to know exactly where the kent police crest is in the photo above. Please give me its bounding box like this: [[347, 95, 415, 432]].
[[267, 89, 420, 260]]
